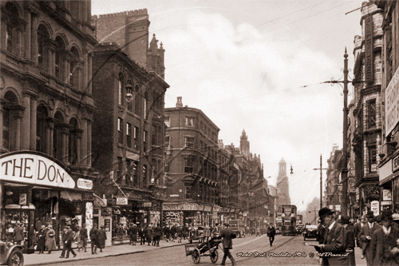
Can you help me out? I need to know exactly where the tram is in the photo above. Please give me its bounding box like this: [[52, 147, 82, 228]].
[[281, 205, 297, 236]]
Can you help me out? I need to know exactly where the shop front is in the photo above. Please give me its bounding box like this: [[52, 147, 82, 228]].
[[163, 202, 207, 227], [0, 151, 94, 253]]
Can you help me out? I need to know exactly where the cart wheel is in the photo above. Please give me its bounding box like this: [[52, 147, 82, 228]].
[[210, 250, 218, 263], [192, 250, 200, 264]]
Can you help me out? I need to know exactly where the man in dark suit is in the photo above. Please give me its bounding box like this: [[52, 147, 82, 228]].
[[353, 215, 364, 249], [218, 223, 236, 266], [314, 208, 348, 266], [267, 223, 276, 247], [360, 213, 381, 266]]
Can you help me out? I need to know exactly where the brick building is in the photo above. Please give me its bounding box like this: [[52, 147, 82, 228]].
[[352, 1, 383, 215], [162, 97, 221, 227], [0, 0, 97, 251], [90, 9, 169, 244]]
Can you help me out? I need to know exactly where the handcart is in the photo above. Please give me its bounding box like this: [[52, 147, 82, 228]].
[[185, 237, 222, 264]]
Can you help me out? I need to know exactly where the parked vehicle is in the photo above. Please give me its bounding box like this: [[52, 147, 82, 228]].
[[188, 226, 205, 243], [303, 224, 318, 241], [0, 240, 24, 266]]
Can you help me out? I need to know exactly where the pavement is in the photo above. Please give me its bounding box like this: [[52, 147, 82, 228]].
[[25, 239, 187, 266], [24, 236, 369, 266]]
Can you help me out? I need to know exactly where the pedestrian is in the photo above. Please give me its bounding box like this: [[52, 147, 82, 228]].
[[146, 224, 153, 246], [182, 223, 189, 240], [370, 210, 399, 265], [59, 226, 69, 258], [267, 223, 276, 247], [359, 213, 381, 265], [45, 224, 57, 254], [317, 222, 327, 245], [75, 226, 82, 251], [139, 225, 146, 245], [37, 225, 47, 254], [80, 223, 88, 252], [90, 224, 98, 254], [177, 224, 183, 243], [354, 215, 364, 249], [340, 215, 356, 266], [128, 223, 138, 245], [97, 225, 106, 252], [60, 226, 77, 259], [163, 224, 170, 242], [14, 222, 24, 245], [211, 223, 220, 238], [153, 224, 162, 247], [256, 226, 260, 236], [170, 223, 177, 242], [313, 207, 348, 266], [218, 223, 236, 266]]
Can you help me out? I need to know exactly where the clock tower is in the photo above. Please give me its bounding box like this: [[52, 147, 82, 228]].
[[276, 158, 291, 205]]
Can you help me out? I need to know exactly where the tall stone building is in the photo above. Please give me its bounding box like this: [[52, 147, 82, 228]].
[[352, 1, 383, 215], [0, 0, 97, 250], [276, 158, 291, 206]]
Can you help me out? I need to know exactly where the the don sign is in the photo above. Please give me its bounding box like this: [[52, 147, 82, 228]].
[[0, 153, 75, 189]]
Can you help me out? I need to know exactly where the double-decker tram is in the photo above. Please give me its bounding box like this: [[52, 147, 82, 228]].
[[281, 205, 297, 236]]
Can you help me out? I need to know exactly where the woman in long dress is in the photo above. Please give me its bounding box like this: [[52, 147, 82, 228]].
[[45, 224, 57, 254]]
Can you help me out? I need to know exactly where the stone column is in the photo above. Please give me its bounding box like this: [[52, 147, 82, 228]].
[[24, 12, 31, 60], [87, 119, 92, 168], [13, 109, 23, 151], [75, 129, 83, 166], [61, 125, 70, 165], [88, 54, 92, 94], [31, 14, 38, 64], [30, 96, 37, 150], [46, 118, 55, 156], [21, 94, 31, 150], [81, 118, 88, 167]]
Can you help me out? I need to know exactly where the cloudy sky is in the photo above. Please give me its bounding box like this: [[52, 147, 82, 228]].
[[92, 0, 365, 211]]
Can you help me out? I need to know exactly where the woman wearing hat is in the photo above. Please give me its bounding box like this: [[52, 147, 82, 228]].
[[97, 225, 106, 252], [37, 225, 47, 254], [45, 224, 57, 254], [359, 212, 381, 265]]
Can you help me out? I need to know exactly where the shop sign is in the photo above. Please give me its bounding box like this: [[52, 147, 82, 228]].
[[169, 194, 179, 197], [143, 202, 152, 207], [163, 204, 181, 210], [204, 206, 212, 212], [383, 189, 392, 201], [386, 66, 399, 135], [371, 200, 379, 216], [77, 178, 93, 190], [116, 197, 128, 205], [19, 193, 27, 205], [381, 201, 392, 206], [0, 152, 75, 189], [126, 151, 140, 161]]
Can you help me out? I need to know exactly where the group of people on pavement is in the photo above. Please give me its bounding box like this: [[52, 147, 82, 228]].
[[314, 207, 399, 266], [36, 224, 57, 254]]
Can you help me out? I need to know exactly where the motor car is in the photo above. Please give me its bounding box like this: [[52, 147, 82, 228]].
[[295, 225, 304, 235], [188, 226, 205, 243], [0, 240, 24, 266], [303, 224, 318, 241]]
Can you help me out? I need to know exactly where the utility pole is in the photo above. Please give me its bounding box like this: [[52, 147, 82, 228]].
[[314, 154, 327, 210]]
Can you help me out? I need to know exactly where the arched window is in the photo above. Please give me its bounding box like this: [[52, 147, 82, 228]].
[[36, 104, 48, 153], [55, 36, 65, 80], [4, 2, 22, 56], [70, 47, 80, 88], [37, 24, 50, 69], [53, 112, 64, 160], [68, 118, 79, 164], [2, 91, 18, 150]]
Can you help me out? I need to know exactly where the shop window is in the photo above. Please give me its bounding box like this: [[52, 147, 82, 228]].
[[117, 118, 123, 144], [184, 155, 195, 174], [126, 122, 132, 148], [185, 137, 194, 149], [369, 146, 377, 173]]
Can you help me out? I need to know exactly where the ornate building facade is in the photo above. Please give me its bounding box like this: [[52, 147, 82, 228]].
[[276, 158, 291, 206]]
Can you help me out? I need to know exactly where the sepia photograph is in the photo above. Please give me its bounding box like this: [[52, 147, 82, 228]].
[[0, 0, 397, 265]]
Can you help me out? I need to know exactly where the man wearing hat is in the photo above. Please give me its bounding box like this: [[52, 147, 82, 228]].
[[14, 221, 24, 245], [340, 215, 356, 266], [359, 212, 381, 265], [218, 223, 236, 266], [314, 207, 348, 266], [353, 215, 364, 249], [369, 210, 399, 265]]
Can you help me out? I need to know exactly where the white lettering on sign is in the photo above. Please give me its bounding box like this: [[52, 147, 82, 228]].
[[116, 198, 128, 205], [0, 153, 75, 188], [386, 67, 399, 135], [77, 179, 93, 190]]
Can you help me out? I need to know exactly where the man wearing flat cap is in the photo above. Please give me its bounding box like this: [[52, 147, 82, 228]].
[[218, 223, 236, 265], [359, 212, 381, 265], [314, 207, 348, 266]]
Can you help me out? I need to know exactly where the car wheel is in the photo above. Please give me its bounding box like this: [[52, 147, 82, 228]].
[[8, 249, 24, 266]]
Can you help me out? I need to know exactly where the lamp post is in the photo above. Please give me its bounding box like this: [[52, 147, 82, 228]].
[[314, 154, 327, 210]]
